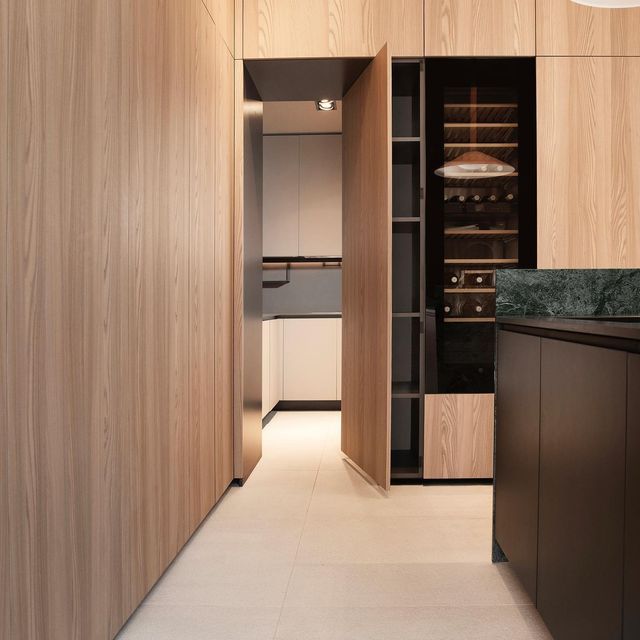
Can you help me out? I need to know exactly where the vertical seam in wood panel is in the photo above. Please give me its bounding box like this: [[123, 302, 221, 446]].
[[622, 352, 629, 636], [535, 337, 542, 604]]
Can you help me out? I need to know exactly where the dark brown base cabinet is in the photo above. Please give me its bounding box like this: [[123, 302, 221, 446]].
[[496, 325, 640, 640]]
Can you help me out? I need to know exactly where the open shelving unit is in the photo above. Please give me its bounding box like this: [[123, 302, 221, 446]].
[[390, 60, 425, 481]]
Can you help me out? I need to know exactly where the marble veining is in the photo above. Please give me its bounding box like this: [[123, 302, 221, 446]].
[[496, 269, 640, 317]]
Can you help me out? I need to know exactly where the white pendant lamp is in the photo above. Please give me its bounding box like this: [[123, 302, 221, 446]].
[[435, 87, 515, 180], [571, 1, 640, 7]]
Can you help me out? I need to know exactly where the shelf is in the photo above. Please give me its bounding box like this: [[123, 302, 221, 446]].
[[263, 256, 342, 264], [445, 172, 519, 180], [444, 318, 496, 324], [393, 136, 420, 143], [262, 281, 289, 289], [444, 143, 518, 149], [445, 288, 496, 294], [444, 258, 518, 265], [393, 217, 420, 223], [392, 382, 421, 398], [444, 123, 518, 129], [393, 312, 421, 318], [444, 103, 518, 109], [444, 229, 519, 240]]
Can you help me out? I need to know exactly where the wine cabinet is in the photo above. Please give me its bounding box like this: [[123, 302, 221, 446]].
[[426, 58, 537, 396]]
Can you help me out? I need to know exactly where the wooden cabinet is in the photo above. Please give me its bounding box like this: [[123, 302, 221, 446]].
[[263, 135, 299, 257], [424, 394, 494, 480], [299, 135, 342, 256], [283, 318, 339, 401], [425, 0, 535, 57], [538, 338, 626, 640], [537, 57, 640, 268], [264, 134, 342, 257], [243, 0, 423, 59], [495, 330, 540, 603], [537, 0, 640, 57], [625, 354, 640, 639]]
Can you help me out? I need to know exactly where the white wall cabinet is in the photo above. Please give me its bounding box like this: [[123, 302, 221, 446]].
[[263, 134, 342, 258], [299, 135, 342, 256], [263, 136, 299, 257]]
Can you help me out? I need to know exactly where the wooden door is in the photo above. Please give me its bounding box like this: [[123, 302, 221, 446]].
[[537, 57, 640, 268], [341, 45, 392, 490], [425, 0, 535, 57]]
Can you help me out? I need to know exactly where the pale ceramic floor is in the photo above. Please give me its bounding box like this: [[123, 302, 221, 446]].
[[117, 412, 552, 640]]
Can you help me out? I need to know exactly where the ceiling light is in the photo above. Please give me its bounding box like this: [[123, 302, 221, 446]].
[[571, 0, 640, 6], [316, 99, 336, 112]]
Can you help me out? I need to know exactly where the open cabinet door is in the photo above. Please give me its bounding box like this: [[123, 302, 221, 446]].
[[341, 45, 392, 490]]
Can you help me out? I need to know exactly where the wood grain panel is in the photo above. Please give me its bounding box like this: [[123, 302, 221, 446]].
[[424, 394, 494, 479], [202, 0, 235, 56], [425, 0, 535, 57], [342, 45, 392, 490], [243, 0, 423, 58], [537, 57, 640, 268], [129, 0, 191, 600], [537, 0, 640, 57], [214, 27, 235, 500], [189, 0, 217, 529], [0, 0, 8, 636], [7, 0, 130, 637]]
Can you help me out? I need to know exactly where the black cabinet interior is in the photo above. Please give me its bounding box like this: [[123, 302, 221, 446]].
[[538, 338, 626, 640], [625, 354, 640, 639], [391, 60, 425, 480], [425, 58, 537, 395], [495, 329, 541, 604]]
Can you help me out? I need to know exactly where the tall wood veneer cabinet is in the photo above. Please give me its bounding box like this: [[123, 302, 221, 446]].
[[243, 0, 423, 58], [537, 0, 640, 57], [4, 0, 235, 638], [425, 0, 535, 57], [537, 57, 640, 268]]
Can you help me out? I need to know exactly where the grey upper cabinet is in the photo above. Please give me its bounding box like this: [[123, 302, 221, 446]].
[[263, 134, 342, 258], [299, 135, 342, 256], [263, 135, 299, 257]]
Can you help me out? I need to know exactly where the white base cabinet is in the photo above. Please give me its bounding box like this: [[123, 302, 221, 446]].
[[262, 317, 342, 417]]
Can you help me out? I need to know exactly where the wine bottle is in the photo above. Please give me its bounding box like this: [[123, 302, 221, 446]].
[[445, 270, 461, 287], [483, 194, 498, 203], [503, 193, 516, 203], [467, 194, 482, 204], [447, 194, 465, 204], [463, 298, 486, 316]]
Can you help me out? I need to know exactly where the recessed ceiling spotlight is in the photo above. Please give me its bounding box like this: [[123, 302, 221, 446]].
[[571, 0, 640, 6], [316, 99, 336, 112]]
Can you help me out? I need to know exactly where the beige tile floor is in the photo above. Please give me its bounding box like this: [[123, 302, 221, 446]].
[[117, 411, 552, 640]]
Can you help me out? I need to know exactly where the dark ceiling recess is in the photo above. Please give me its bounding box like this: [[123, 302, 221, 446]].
[[244, 57, 372, 102]]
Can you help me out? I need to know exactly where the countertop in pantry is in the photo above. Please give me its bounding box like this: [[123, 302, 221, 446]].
[[497, 316, 640, 351], [263, 312, 342, 320]]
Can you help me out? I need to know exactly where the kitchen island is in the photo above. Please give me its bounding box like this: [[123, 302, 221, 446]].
[[494, 315, 640, 640]]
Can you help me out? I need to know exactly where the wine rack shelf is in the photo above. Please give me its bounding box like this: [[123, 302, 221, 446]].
[[444, 288, 496, 294], [444, 229, 519, 239], [444, 318, 497, 324], [444, 258, 519, 265]]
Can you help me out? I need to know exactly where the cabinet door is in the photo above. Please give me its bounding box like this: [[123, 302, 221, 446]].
[[425, 0, 535, 57], [283, 319, 337, 401], [495, 330, 541, 603], [269, 319, 284, 411], [262, 321, 270, 418], [342, 45, 392, 490], [263, 135, 299, 257], [299, 135, 342, 257], [537, 57, 640, 268], [625, 354, 640, 639], [537, 0, 640, 56], [243, 0, 423, 59], [538, 338, 626, 640]]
